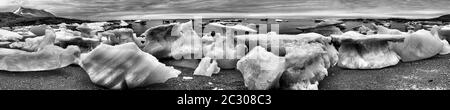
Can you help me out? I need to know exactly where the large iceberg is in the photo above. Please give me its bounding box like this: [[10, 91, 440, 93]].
[[332, 31, 405, 69], [280, 35, 338, 90], [390, 30, 444, 62], [0, 29, 81, 72], [79, 43, 181, 89], [135, 21, 202, 59], [237, 46, 286, 90]]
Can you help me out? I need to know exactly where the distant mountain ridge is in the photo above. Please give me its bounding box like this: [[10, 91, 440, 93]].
[[338, 14, 450, 23], [390, 14, 450, 22], [0, 7, 92, 27], [432, 14, 450, 22], [13, 7, 56, 18]]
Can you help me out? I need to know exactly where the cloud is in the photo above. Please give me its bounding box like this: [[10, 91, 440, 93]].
[[1, 0, 450, 20]]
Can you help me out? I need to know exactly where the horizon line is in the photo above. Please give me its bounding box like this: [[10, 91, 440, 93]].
[[67, 12, 447, 21]]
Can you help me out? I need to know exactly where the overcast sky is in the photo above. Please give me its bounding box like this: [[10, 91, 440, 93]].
[[1, 0, 450, 20]]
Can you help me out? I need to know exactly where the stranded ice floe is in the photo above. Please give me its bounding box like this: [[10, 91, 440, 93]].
[[281, 38, 338, 90], [0, 29, 23, 41], [237, 46, 286, 90], [135, 21, 202, 59], [0, 29, 81, 72], [29, 25, 49, 36], [379, 25, 449, 61], [133, 21, 203, 69], [202, 33, 247, 69], [9, 28, 56, 52], [332, 31, 405, 69], [235, 32, 331, 56], [440, 40, 450, 55], [193, 57, 220, 77], [376, 25, 407, 35], [202, 23, 256, 69], [100, 28, 139, 45], [79, 43, 181, 89], [54, 27, 100, 50], [236, 32, 338, 90], [436, 25, 450, 42], [431, 25, 450, 55], [0, 46, 80, 72], [296, 19, 344, 36], [389, 29, 444, 62]]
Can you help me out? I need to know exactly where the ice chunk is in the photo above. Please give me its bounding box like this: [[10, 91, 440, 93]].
[[376, 25, 407, 35], [9, 29, 56, 52], [440, 40, 450, 55], [391, 30, 444, 62], [332, 31, 405, 69], [30, 25, 49, 36], [280, 42, 338, 90], [0, 45, 80, 72], [137, 21, 202, 59], [193, 57, 220, 77], [203, 34, 245, 69], [79, 43, 181, 89], [0, 29, 23, 41], [100, 28, 135, 45], [235, 32, 331, 56], [236, 46, 285, 90]]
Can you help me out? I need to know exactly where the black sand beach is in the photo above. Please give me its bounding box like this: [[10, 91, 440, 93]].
[[1, 54, 449, 90]]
